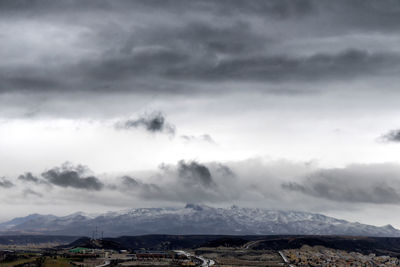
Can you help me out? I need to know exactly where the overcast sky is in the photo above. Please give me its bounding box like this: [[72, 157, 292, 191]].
[[3, 0, 400, 228]]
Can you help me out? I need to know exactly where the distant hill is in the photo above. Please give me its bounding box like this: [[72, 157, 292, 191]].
[[61, 235, 226, 251], [1, 204, 399, 237], [245, 235, 400, 256], [61, 237, 126, 251], [0, 235, 79, 246]]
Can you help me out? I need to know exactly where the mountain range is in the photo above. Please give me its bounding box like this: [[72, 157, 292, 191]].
[[0, 204, 398, 237]]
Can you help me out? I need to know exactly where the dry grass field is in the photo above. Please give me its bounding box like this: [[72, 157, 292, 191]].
[[195, 247, 285, 266]]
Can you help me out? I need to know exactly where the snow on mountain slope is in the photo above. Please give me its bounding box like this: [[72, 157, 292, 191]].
[[0, 214, 57, 230], [0, 204, 399, 237]]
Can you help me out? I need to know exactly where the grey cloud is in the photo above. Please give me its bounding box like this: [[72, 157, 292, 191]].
[[8, 0, 398, 29], [178, 22, 263, 54], [0, 0, 314, 19], [8, 158, 400, 212], [166, 49, 400, 82], [148, 21, 266, 56], [23, 189, 43, 198], [64, 21, 267, 89], [111, 160, 237, 203], [282, 164, 400, 204], [320, 0, 400, 32], [8, 160, 229, 203], [204, 0, 314, 18], [177, 160, 215, 188], [215, 163, 236, 177], [380, 129, 400, 142], [121, 176, 140, 188], [181, 134, 216, 144], [41, 163, 104, 191], [84, 48, 189, 82], [18, 172, 40, 183], [3, 0, 400, 30], [0, 72, 61, 93], [115, 112, 175, 135], [2, 0, 400, 102], [118, 176, 162, 197], [2, 47, 399, 97], [0, 177, 14, 188], [0, 0, 108, 12]]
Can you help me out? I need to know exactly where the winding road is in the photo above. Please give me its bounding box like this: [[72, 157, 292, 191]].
[[175, 250, 215, 266]]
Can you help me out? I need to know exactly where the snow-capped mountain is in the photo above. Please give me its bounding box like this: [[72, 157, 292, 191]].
[[0, 204, 399, 237]]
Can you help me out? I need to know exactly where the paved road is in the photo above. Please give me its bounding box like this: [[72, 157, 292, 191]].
[[96, 260, 110, 267], [243, 240, 263, 249], [197, 255, 215, 266], [279, 251, 295, 267], [175, 250, 215, 266]]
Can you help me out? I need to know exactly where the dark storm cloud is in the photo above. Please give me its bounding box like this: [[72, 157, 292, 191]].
[[41, 163, 104, 191], [166, 49, 400, 82], [2, 48, 399, 96], [282, 163, 400, 204], [204, 0, 314, 18], [0, 72, 61, 93], [115, 112, 175, 135], [84, 48, 189, 83], [380, 129, 400, 142], [2, 0, 400, 101], [320, 0, 400, 32], [0, 0, 314, 18], [3, 0, 399, 27], [61, 20, 268, 89], [0, 177, 14, 188]]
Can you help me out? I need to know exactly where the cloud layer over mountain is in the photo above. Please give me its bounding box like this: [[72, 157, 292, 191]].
[[4, 159, 400, 216]]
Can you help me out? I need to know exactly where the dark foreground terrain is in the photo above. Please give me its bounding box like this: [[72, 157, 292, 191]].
[[74, 235, 400, 257], [2, 235, 400, 266], [2, 234, 400, 257]]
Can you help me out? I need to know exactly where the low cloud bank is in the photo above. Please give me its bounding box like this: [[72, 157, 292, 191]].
[[3, 159, 400, 212]]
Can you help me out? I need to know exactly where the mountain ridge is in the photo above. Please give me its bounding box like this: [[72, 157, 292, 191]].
[[0, 204, 399, 237]]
